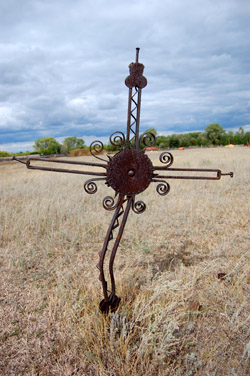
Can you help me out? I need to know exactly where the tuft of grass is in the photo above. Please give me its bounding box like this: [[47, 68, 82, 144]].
[[0, 147, 249, 375]]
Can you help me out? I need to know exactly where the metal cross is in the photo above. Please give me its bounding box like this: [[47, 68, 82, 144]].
[[15, 48, 233, 314]]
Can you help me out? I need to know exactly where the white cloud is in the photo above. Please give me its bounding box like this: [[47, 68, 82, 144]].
[[0, 141, 35, 153], [0, 0, 250, 151], [0, 106, 13, 126]]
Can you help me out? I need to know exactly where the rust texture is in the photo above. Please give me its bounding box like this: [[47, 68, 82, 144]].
[[106, 149, 153, 195], [14, 48, 233, 314]]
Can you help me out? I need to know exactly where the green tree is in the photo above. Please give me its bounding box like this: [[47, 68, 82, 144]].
[[245, 132, 250, 144], [156, 135, 170, 149], [180, 134, 192, 147], [106, 142, 119, 152], [169, 134, 180, 148], [33, 137, 61, 155], [226, 131, 234, 145], [62, 136, 85, 153], [145, 128, 157, 137], [0, 151, 11, 157], [234, 127, 247, 145], [197, 133, 208, 146], [205, 123, 226, 145]]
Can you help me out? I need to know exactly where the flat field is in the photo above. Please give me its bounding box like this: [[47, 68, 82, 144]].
[[0, 147, 249, 376]]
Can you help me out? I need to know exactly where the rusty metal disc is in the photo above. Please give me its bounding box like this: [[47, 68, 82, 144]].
[[107, 149, 153, 195]]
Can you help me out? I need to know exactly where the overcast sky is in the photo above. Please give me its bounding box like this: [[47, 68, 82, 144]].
[[0, 0, 250, 152]]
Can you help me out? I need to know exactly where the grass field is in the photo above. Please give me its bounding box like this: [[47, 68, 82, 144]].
[[0, 147, 249, 376]]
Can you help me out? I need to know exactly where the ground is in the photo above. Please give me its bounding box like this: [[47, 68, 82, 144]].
[[0, 147, 249, 376]]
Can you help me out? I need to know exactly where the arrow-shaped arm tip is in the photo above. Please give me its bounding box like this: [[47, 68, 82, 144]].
[[221, 171, 234, 178], [13, 156, 28, 165]]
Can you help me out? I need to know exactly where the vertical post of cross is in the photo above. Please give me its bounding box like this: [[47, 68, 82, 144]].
[[126, 88, 133, 148], [136, 47, 140, 63], [125, 48, 146, 150]]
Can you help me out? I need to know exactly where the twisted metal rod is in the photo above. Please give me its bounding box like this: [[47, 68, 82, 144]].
[[109, 196, 133, 297]]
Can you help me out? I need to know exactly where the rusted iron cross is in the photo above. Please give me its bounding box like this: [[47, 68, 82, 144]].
[[15, 48, 233, 314]]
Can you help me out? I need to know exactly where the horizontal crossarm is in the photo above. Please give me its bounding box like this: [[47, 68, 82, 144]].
[[153, 167, 233, 180], [13, 156, 107, 177]]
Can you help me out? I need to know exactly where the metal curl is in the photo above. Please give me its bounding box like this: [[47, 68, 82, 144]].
[[159, 152, 174, 167], [84, 177, 106, 195], [103, 196, 118, 211], [132, 199, 146, 214], [156, 181, 170, 196], [109, 131, 126, 148], [139, 132, 156, 148], [89, 140, 107, 162], [84, 180, 97, 194]]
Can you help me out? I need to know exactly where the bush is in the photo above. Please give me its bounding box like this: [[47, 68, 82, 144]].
[[0, 151, 10, 157]]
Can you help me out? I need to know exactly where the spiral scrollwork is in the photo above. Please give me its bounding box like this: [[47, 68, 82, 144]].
[[132, 199, 146, 214], [155, 181, 170, 196], [84, 180, 98, 194], [109, 131, 126, 149], [89, 140, 107, 162], [103, 196, 118, 211], [139, 132, 156, 148], [159, 152, 174, 168]]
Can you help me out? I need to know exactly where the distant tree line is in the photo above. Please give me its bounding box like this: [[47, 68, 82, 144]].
[[0, 136, 86, 157], [33, 136, 86, 155], [152, 124, 250, 149], [1, 124, 249, 157], [106, 124, 250, 151]]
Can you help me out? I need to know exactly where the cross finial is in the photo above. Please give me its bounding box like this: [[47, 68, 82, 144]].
[[136, 47, 140, 63]]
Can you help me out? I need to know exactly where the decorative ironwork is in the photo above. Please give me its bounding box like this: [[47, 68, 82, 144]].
[[14, 48, 233, 314]]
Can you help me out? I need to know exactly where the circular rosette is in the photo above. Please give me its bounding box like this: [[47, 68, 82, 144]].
[[84, 179, 98, 194], [139, 132, 156, 148], [106, 149, 153, 195], [155, 181, 170, 196], [109, 131, 126, 149], [159, 152, 174, 168], [103, 196, 118, 211], [132, 199, 146, 214]]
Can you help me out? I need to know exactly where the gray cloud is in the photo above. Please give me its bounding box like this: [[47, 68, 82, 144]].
[[0, 0, 250, 151]]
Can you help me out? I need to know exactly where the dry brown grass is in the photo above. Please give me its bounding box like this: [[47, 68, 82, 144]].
[[0, 147, 249, 376], [69, 149, 92, 157]]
